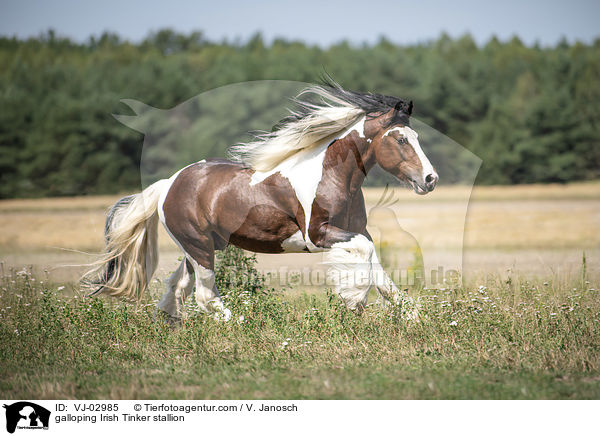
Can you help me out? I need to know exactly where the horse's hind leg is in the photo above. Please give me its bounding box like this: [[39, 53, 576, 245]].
[[156, 258, 194, 323], [188, 257, 232, 321], [175, 234, 232, 321]]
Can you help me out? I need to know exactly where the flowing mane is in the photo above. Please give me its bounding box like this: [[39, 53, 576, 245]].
[[229, 80, 409, 172]]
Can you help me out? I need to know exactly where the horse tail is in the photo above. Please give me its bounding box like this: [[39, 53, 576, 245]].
[[83, 179, 170, 300]]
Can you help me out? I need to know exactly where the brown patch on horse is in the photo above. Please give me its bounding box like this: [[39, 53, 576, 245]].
[[307, 128, 374, 245], [162, 160, 306, 260]]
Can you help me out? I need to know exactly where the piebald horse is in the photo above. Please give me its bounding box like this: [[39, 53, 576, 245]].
[[85, 82, 438, 321]]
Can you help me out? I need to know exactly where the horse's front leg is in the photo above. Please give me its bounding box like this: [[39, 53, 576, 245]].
[[312, 224, 417, 316], [311, 225, 378, 311], [357, 229, 418, 318], [368, 245, 417, 315], [346, 192, 413, 310]]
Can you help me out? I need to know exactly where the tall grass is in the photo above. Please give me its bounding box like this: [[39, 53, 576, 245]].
[[0, 251, 599, 399]]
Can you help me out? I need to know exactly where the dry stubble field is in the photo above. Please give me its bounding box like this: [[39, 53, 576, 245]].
[[0, 182, 598, 283]]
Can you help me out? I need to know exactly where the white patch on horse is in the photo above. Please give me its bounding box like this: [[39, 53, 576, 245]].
[[384, 127, 434, 179], [250, 117, 366, 248], [187, 255, 232, 321], [249, 142, 328, 244], [157, 258, 193, 319], [281, 230, 307, 253], [350, 116, 366, 139], [323, 234, 417, 313], [324, 234, 375, 309]]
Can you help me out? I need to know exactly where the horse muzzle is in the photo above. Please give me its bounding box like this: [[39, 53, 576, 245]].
[[411, 172, 438, 195]]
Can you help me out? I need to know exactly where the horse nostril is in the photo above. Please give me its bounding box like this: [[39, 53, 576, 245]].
[[425, 173, 438, 191]]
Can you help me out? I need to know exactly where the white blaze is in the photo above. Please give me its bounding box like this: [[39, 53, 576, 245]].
[[384, 126, 435, 180]]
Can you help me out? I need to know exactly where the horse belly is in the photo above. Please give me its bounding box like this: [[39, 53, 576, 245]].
[[226, 205, 305, 254]]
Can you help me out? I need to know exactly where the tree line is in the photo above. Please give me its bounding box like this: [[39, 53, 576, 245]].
[[0, 29, 598, 198]]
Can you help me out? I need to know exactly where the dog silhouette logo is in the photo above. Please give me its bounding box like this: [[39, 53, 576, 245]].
[[3, 402, 50, 433]]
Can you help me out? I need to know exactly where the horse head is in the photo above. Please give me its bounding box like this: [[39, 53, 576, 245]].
[[367, 100, 438, 195]]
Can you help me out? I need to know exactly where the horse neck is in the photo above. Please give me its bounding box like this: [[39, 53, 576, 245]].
[[322, 132, 377, 195]]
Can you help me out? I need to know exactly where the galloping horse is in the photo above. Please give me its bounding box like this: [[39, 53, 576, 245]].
[[85, 81, 438, 321]]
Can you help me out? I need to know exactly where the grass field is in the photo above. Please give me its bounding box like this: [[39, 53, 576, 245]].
[[1, 256, 598, 399], [0, 182, 599, 399]]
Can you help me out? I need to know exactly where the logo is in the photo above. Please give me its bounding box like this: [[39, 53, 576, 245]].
[[3, 402, 50, 433]]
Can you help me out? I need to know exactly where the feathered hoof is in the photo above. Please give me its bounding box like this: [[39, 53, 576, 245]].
[[211, 307, 233, 322], [154, 309, 181, 329], [396, 296, 422, 322]]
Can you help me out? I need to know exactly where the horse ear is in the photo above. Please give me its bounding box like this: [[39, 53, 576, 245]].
[[393, 100, 413, 116]]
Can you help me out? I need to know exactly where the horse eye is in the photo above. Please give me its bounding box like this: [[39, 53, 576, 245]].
[[397, 137, 407, 145]]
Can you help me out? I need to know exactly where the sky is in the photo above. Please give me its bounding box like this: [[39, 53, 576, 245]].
[[0, 0, 598, 47]]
